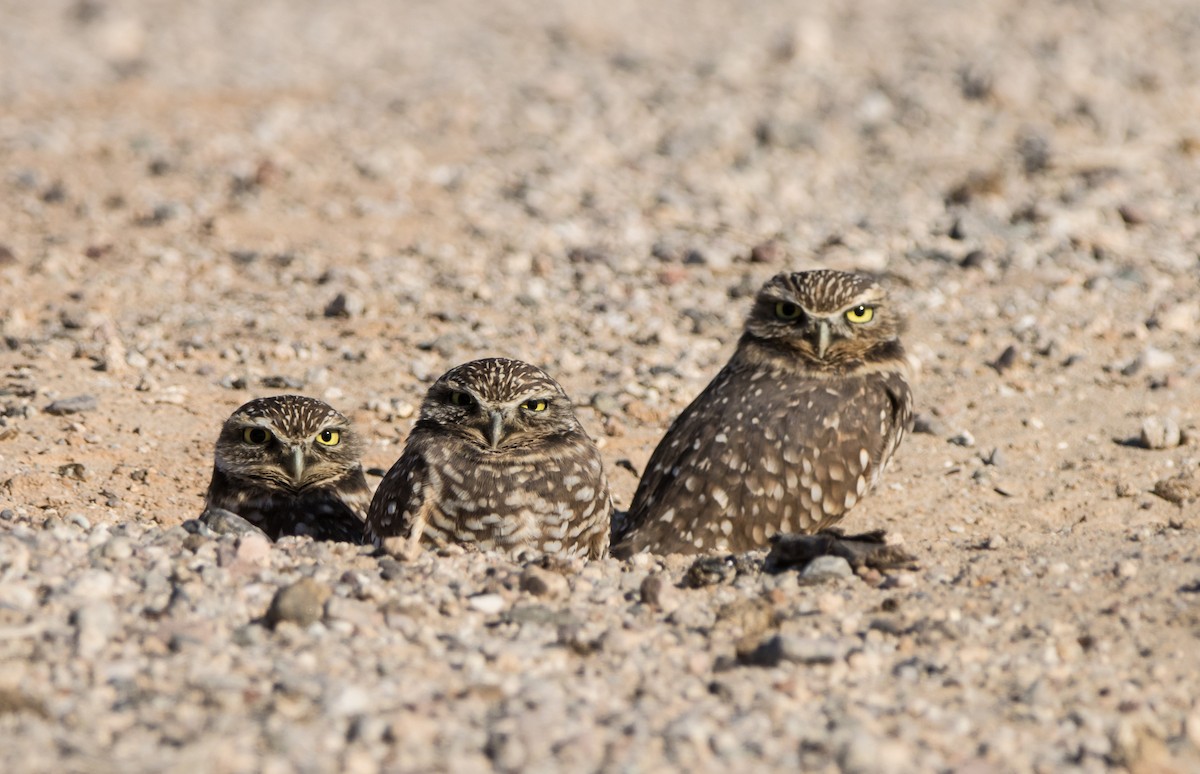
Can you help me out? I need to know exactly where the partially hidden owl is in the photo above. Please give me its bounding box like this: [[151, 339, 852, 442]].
[[367, 358, 612, 559], [203, 395, 370, 543], [612, 269, 913, 557]]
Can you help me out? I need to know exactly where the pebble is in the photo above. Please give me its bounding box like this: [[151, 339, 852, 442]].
[[468, 593, 507, 615], [519, 566, 568, 600], [802, 556, 854, 581], [1115, 560, 1138, 579], [234, 533, 272, 567], [44, 395, 98, 415], [324, 292, 365, 318], [1140, 416, 1181, 450], [911, 414, 946, 435], [743, 634, 844, 667], [949, 430, 976, 448], [639, 572, 679, 611], [1122, 347, 1176, 376], [73, 601, 118, 658], [265, 578, 331, 627]]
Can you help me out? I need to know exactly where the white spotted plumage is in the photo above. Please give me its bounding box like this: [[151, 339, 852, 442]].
[[367, 358, 612, 559], [613, 269, 913, 557]]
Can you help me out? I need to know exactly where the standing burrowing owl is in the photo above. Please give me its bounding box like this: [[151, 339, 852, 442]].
[[367, 358, 611, 559], [203, 395, 370, 543], [612, 269, 913, 557]]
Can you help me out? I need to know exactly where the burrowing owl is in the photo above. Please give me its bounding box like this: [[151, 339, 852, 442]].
[[203, 395, 370, 543], [367, 358, 611, 559], [613, 269, 913, 557]]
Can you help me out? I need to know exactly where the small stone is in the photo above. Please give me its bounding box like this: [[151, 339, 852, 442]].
[[802, 555, 854, 581], [1152, 472, 1200, 505], [748, 240, 784, 264], [45, 395, 98, 415], [743, 634, 844, 667], [982, 448, 1005, 467], [324, 596, 379, 630], [989, 345, 1019, 373], [983, 534, 1007, 550], [1140, 417, 1181, 450], [1186, 705, 1200, 751], [235, 533, 272, 566], [1115, 560, 1138, 579], [912, 414, 946, 435], [265, 578, 331, 628], [73, 601, 118, 658], [948, 430, 975, 447], [324, 292, 365, 318], [101, 536, 133, 560], [1122, 347, 1176, 376], [202, 508, 270, 538], [58, 463, 87, 481], [1117, 203, 1147, 225], [639, 572, 679, 611], [468, 593, 506, 615], [519, 566, 568, 600]]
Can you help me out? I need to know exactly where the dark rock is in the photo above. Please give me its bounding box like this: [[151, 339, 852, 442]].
[[44, 395, 97, 415]]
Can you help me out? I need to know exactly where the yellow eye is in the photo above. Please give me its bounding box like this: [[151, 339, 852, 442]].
[[316, 429, 340, 446], [242, 427, 270, 445], [845, 305, 874, 324], [521, 399, 548, 412], [774, 302, 802, 320], [449, 391, 474, 407]]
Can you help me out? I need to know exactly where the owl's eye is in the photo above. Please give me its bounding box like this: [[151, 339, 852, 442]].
[[315, 429, 340, 446], [242, 427, 271, 445], [521, 399, 548, 412], [448, 391, 475, 407], [845, 305, 874, 324], [774, 302, 803, 321]]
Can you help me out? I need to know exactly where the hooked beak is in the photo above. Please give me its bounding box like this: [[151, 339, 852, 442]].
[[488, 410, 506, 449], [285, 445, 305, 484], [816, 320, 832, 359]]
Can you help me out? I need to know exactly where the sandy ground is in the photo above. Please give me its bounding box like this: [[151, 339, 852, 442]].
[[1, 0, 1199, 771]]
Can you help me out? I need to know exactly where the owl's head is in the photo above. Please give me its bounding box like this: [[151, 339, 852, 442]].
[[743, 270, 904, 369], [213, 395, 363, 491], [418, 358, 583, 451]]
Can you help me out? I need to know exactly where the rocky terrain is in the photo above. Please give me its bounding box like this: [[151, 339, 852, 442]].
[[1, 0, 1199, 771]]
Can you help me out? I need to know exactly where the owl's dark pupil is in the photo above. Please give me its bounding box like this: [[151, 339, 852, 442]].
[[450, 392, 473, 407], [776, 302, 801, 319], [247, 428, 268, 443], [320, 431, 333, 442]]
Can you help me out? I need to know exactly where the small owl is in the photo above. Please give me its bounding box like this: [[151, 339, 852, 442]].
[[367, 358, 611, 559], [613, 269, 913, 557], [203, 395, 370, 543]]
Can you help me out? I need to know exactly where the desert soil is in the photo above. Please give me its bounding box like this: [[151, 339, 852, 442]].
[[1, 0, 1199, 771]]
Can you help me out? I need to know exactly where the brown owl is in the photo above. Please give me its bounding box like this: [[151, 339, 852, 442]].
[[203, 395, 369, 543], [367, 358, 611, 559], [613, 269, 913, 557]]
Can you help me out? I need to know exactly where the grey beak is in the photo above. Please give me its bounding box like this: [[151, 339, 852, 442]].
[[816, 320, 832, 359], [285, 445, 305, 483], [488, 410, 505, 449]]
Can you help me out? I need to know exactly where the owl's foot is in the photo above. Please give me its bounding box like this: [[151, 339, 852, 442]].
[[199, 507, 271, 541], [764, 528, 917, 574]]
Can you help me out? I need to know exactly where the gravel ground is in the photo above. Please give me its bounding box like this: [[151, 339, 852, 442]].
[[2, 0, 1200, 771]]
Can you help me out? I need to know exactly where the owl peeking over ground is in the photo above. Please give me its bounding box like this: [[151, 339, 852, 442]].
[[613, 269, 913, 557], [202, 395, 370, 543]]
